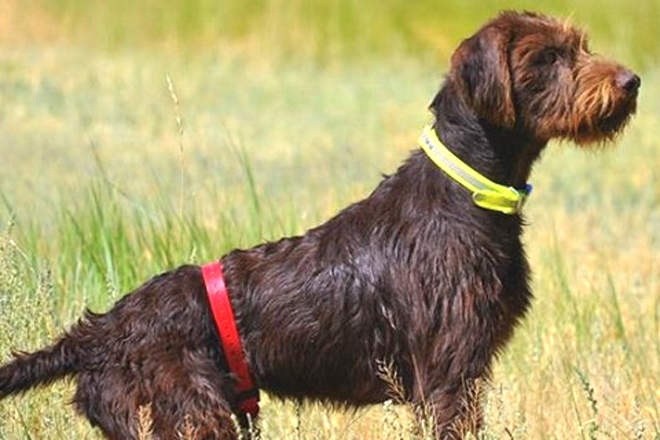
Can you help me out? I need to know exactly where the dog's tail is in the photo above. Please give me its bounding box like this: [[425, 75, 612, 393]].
[[0, 334, 78, 399]]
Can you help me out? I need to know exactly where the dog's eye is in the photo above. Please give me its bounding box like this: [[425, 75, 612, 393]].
[[538, 50, 559, 66]]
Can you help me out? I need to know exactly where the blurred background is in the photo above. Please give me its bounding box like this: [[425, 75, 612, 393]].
[[1, 1, 659, 439], [2, 0, 659, 66]]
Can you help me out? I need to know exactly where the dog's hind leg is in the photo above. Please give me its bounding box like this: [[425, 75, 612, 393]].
[[149, 390, 239, 440], [148, 357, 240, 440], [73, 369, 141, 440], [73, 347, 240, 440], [148, 372, 240, 440]]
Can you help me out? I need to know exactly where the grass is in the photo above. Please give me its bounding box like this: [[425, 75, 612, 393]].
[[4, 0, 660, 68], [2, 2, 660, 439]]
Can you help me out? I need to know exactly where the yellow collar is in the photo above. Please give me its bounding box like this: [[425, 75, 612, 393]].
[[418, 125, 532, 215]]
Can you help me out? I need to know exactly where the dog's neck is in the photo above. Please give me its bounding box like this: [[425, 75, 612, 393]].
[[430, 83, 547, 188]]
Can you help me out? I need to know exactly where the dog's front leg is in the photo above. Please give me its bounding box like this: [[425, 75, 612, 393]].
[[412, 375, 485, 439]]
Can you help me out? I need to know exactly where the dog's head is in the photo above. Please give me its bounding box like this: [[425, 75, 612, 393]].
[[441, 11, 639, 145]]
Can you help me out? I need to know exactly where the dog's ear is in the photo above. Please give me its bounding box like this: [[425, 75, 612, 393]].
[[448, 26, 515, 127]]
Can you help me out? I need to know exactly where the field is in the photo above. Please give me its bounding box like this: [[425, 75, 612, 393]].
[[1, 1, 660, 438]]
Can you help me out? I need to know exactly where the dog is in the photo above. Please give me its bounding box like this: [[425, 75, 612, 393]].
[[0, 11, 639, 439]]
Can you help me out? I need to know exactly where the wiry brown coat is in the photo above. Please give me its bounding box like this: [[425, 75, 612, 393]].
[[0, 11, 639, 439]]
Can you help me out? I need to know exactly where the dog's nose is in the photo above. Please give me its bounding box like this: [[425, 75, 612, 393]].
[[616, 71, 641, 93]]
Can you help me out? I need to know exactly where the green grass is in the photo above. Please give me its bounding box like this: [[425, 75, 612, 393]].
[[5, 0, 660, 67], [2, 3, 660, 439]]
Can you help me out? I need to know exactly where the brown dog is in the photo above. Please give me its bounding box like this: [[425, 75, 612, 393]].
[[0, 11, 639, 439]]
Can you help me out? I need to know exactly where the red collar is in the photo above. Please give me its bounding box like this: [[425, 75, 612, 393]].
[[202, 261, 260, 419]]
